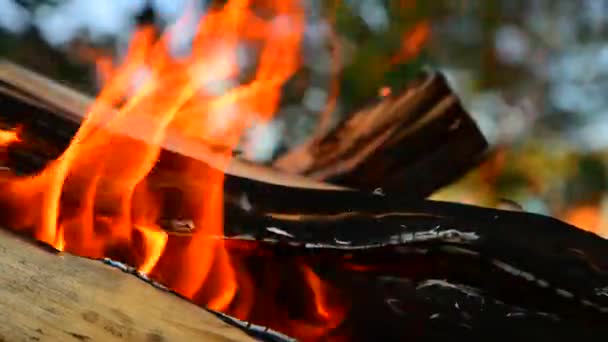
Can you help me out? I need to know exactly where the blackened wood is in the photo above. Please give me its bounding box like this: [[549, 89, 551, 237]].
[[222, 180, 608, 313], [105, 252, 607, 342], [215, 183, 608, 340], [1, 177, 607, 341], [122, 173, 608, 341], [273, 71, 488, 197]]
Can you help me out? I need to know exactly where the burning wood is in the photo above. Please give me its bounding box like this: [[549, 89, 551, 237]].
[[2, 59, 608, 341], [0, 1, 605, 341], [273, 71, 488, 197]]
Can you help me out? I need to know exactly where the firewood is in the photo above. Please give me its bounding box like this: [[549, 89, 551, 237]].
[[0, 228, 253, 342], [273, 71, 488, 197], [0, 59, 487, 197], [1, 174, 607, 340], [0, 59, 340, 191], [218, 187, 608, 340], [146, 180, 608, 340], [2, 60, 608, 314], [1, 60, 607, 340], [1, 61, 607, 310]]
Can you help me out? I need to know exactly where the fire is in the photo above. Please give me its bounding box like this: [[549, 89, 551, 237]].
[[563, 204, 608, 237], [0, 1, 345, 340], [390, 21, 430, 65], [0, 127, 20, 146], [290, 264, 346, 340]]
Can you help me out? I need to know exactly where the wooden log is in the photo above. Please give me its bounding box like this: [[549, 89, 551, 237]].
[[273, 71, 488, 197], [0, 60, 606, 305], [223, 183, 608, 308], [0, 173, 607, 341], [2, 59, 607, 340], [165, 184, 608, 340], [1, 59, 607, 316], [0, 59, 486, 197], [0, 59, 341, 191], [0, 227, 254, 342]]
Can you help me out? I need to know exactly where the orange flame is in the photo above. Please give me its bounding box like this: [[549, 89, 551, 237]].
[[390, 21, 430, 65], [289, 264, 346, 341], [0, 127, 20, 146], [563, 204, 607, 237], [0, 1, 345, 340]]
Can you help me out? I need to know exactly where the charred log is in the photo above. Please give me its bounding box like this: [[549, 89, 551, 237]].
[[3, 145, 608, 340], [273, 71, 488, 197], [213, 185, 608, 340]]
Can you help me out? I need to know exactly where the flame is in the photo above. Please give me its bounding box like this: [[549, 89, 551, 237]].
[[390, 21, 430, 65], [563, 204, 608, 237], [301, 264, 338, 321], [0, 1, 345, 340], [289, 264, 346, 341], [379, 86, 392, 97], [0, 127, 20, 146]]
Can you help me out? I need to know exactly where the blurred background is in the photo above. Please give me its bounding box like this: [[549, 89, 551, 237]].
[[0, 0, 607, 235]]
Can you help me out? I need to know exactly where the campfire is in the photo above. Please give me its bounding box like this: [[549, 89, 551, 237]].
[[0, 1, 606, 341], [0, 0, 346, 339]]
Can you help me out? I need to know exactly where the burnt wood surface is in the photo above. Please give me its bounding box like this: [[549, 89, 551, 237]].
[[216, 180, 608, 341], [273, 71, 488, 197], [1, 169, 607, 341]]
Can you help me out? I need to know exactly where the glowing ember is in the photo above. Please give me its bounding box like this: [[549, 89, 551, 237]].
[[379, 86, 392, 97], [0, 1, 345, 340], [0, 127, 20, 146]]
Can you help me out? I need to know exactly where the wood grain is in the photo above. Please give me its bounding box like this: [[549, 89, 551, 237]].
[[0, 228, 253, 342], [273, 72, 488, 197]]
